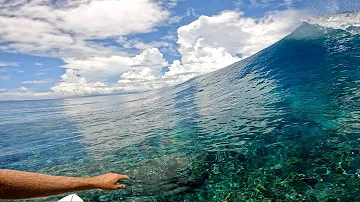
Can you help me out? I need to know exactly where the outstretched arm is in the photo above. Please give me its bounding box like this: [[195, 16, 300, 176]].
[[0, 169, 130, 200]]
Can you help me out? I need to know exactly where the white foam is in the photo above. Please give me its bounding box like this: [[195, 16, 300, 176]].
[[307, 11, 360, 31]]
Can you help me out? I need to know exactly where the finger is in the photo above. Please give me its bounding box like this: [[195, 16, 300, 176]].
[[115, 184, 126, 189], [117, 174, 130, 180]]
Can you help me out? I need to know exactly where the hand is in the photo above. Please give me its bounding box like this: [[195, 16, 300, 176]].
[[89, 173, 130, 191]]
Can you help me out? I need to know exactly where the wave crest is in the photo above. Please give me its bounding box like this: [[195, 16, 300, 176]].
[[307, 11, 360, 33]]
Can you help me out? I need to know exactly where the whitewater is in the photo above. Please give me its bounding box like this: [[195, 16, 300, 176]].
[[0, 11, 359, 201]]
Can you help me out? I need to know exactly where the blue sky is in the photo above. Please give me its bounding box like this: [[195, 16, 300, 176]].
[[0, 0, 359, 100]]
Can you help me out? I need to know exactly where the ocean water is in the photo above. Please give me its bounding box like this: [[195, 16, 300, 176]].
[[1, 12, 360, 201]]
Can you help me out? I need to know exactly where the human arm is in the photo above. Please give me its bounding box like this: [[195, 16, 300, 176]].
[[0, 169, 130, 200]]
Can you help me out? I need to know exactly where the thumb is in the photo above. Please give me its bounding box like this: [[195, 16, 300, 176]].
[[115, 184, 126, 189]]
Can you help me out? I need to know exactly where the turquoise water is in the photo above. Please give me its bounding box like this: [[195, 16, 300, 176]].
[[1, 13, 360, 201]]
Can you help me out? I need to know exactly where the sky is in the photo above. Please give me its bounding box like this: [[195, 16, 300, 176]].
[[0, 0, 359, 100]]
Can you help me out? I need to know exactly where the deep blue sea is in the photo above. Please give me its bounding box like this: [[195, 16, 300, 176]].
[[1, 12, 360, 201]]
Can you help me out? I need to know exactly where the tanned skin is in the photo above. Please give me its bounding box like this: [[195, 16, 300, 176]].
[[0, 169, 130, 200]]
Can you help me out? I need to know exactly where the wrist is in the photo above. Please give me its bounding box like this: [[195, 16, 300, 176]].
[[83, 177, 98, 189]]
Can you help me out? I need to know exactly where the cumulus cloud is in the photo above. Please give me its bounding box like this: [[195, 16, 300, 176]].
[[0, 0, 309, 98], [0, 0, 170, 58], [52, 48, 168, 94], [51, 69, 115, 95], [118, 68, 163, 91], [53, 9, 308, 95], [61, 48, 168, 80], [110, 9, 308, 92], [0, 0, 174, 98], [161, 9, 307, 84], [57, 0, 169, 38], [17, 86, 30, 93]]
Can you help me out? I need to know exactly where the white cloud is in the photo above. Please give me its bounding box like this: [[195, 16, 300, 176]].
[[35, 62, 43, 66], [136, 41, 171, 50], [52, 48, 168, 94], [234, 0, 299, 9], [0, 62, 22, 76], [162, 32, 178, 41], [165, 0, 186, 8], [0, 0, 310, 98], [17, 86, 30, 93], [57, 0, 169, 38], [0, 62, 19, 67], [0, 0, 29, 8], [61, 48, 167, 81], [0, 0, 173, 98], [0, 87, 56, 101], [117, 37, 170, 50], [51, 69, 116, 95], [186, 8, 199, 18], [0, 0, 170, 58], [0, 64, 24, 75], [118, 68, 163, 91], [21, 79, 53, 84], [113, 9, 308, 93], [163, 9, 307, 83], [52, 9, 308, 94]]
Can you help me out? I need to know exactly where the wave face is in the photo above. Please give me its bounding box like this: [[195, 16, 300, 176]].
[[158, 13, 360, 201], [1, 12, 360, 201]]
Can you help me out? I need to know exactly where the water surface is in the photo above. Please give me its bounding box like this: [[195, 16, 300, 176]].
[[1, 12, 360, 201]]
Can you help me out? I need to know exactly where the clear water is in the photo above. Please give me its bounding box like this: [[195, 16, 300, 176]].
[[1, 14, 360, 201]]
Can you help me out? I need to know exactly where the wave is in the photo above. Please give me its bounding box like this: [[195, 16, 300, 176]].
[[158, 10, 360, 201]]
